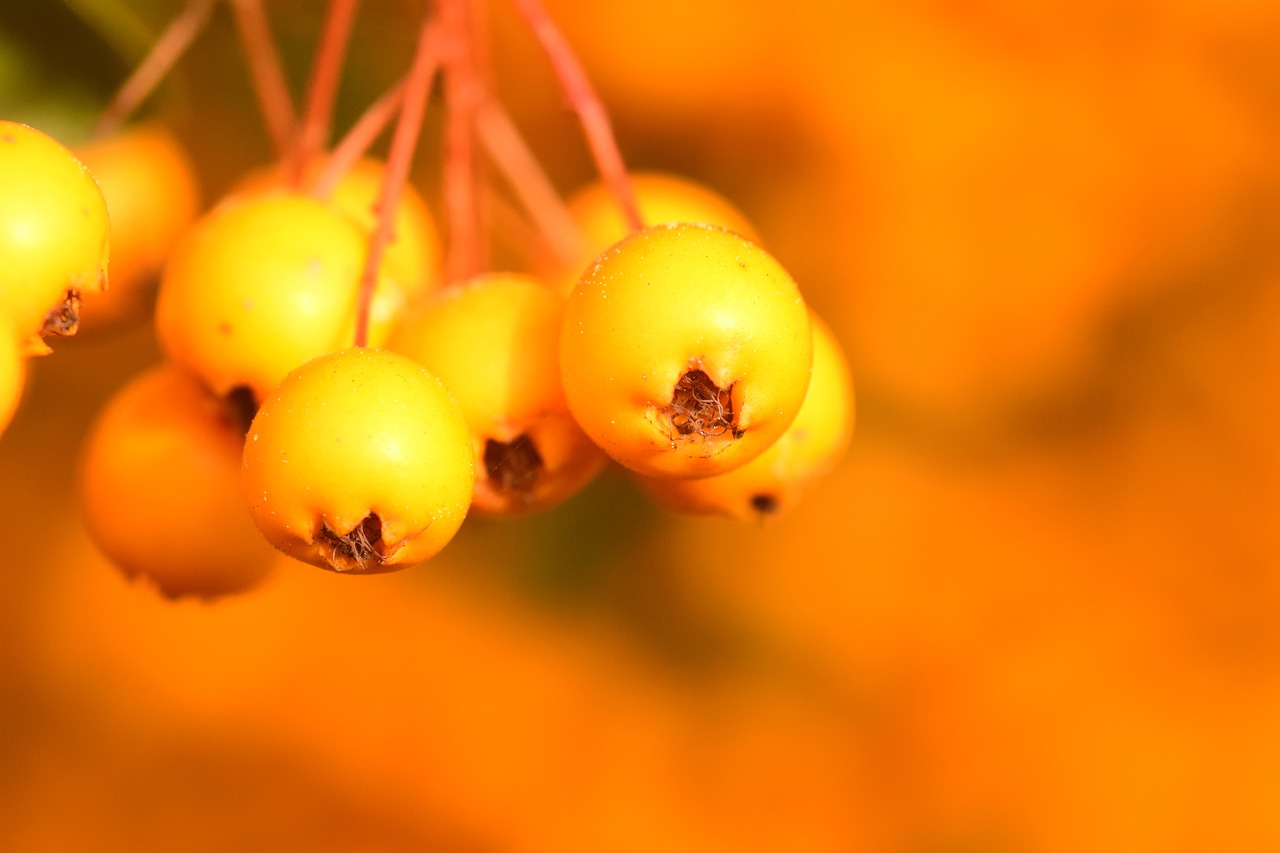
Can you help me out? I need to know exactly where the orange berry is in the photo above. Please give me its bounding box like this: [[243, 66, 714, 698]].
[[546, 171, 762, 295], [234, 156, 442, 301], [74, 123, 201, 329], [155, 190, 397, 402], [0, 323, 26, 436], [639, 312, 854, 519], [78, 363, 277, 599], [0, 121, 109, 354], [241, 347, 475, 573], [561, 223, 812, 479], [390, 273, 607, 515]]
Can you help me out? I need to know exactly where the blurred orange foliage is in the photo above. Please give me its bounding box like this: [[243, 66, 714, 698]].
[[2, 0, 1280, 850]]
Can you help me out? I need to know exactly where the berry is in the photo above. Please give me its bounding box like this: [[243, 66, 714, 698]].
[[155, 190, 398, 402], [390, 273, 607, 514], [0, 120, 110, 354], [546, 171, 762, 295], [639, 311, 854, 519], [241, 347, 475, 572], [0, 322, 26, 437], [234, 156, 442, 300], [561, 223, 813, 479], [78, 363, 277, 599], [74, 123, 201, 329]]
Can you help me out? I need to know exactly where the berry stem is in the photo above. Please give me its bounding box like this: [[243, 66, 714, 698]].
[[94, 0, 218, 138], [509, 0, 642, 233], [290, 0, 361, 185], [352, 14, 442, 348], [474, 98, 582, 268], [442, 0, 484, 283], [228, 0, 298, 160], [310, 77, 407, 200]]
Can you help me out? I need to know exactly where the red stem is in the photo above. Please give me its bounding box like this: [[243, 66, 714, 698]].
[[509, 0, 642, 233], [310, 77, 407, 200], [228, 0, 298, 160], [353, 17, 442, 348], [290, 0, 361, 184], [441, 0, 483, 283], [94, 0, 218, 138], [474, 97, 582, 268]]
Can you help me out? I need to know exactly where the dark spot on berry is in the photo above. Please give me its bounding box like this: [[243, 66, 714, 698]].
[[224, 385, 258, 436], [484, 434, 543, 496], [750, 493, 779, 515]]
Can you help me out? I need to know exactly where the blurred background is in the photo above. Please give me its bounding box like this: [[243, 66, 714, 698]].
[[2, 0, 1280, 850]]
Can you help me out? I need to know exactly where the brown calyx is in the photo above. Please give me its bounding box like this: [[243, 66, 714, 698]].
[[750, 493, 779, 516], [223, 385, 259, 437], [316, 513, 386, 571], [660, 369, 743, 443], [484, 434, 544, 496], [40, 290, 81, 338]]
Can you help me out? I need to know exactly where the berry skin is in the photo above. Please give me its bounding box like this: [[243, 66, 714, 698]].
[[389, 273, 607, 515], [561, 223, 813, 479], [74, 123, 201, 329], [0, 121, 110, 354], [639, 312, 854, 519], [155, 190, 398, 403], [78, 364, 277, 599], [547, 171, 762, 295], [242, 347, 475, 573], [234, 156, 442, 302], [0, 322, 26, 437]]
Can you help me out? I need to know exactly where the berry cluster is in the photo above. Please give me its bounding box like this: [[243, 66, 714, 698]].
[[7, 0, 854, 599]]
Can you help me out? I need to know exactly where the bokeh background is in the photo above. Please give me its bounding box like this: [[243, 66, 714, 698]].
[[3, 0, 1280, 850]]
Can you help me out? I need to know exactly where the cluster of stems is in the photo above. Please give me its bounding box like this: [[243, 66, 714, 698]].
[[97, 0, 643, 347]]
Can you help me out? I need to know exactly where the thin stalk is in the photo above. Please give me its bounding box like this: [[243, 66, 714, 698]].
[[228, 0, 298, 159], [509, 0, 642, 232], [290, 0, 361, 183], [94, 0, 218, 138], [441, 0, 483, 283], [352, 17, 442, 348], [474, 97, 582, 268], [311, 77, 407, 200]]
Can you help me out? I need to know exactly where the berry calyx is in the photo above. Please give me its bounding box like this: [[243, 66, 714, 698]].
[[241, 347, 475, 572], [0, 121, 110, 354], [560, 223, 813, 479]]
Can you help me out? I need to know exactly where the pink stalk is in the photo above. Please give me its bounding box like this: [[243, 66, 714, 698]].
[[228, 0, 298, 160], [441, 0, 483, 283], [94, 0, 218, 138], [509, 0, 642, 233], [352, 16, 442, 348], [290, 0, 361, 184], [310, 77, 407, 200], [474, 97, 582, 268]]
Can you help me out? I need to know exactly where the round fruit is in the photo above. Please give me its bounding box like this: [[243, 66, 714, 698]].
[[78, 364, 277, 599], [74, 123, 201, 329], [640, 311, 854, 519], [236, 155, 441, 285], [547, 171, 762, 295], [390, 273, 607, 515], [561, 223, 813, 479], [242, 347, 475, 572], [0, 322, 26, 437], [0, 120, 110, 354], [155, 190, 397, 402]]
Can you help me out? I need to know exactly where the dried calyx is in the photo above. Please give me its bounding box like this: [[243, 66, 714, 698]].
[[484, 434, 543, 495], [317, 513, 386, 571], [660, 369, 743, 443]]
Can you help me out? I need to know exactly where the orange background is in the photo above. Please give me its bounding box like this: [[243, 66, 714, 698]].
[[2, 0, 1279, 850]]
